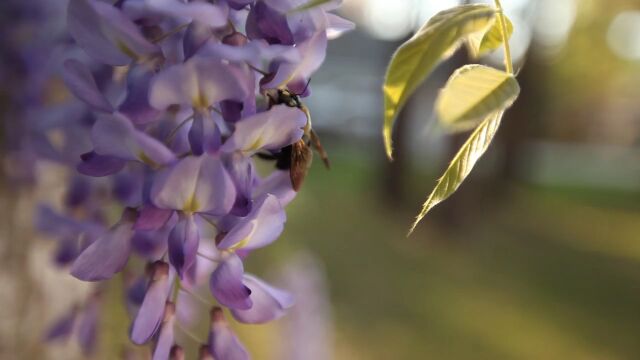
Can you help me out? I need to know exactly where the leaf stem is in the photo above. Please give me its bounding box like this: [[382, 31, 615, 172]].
[[493, 0, 513, 74]]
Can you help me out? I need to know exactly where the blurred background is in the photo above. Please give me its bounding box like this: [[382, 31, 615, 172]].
[[3, 0, 640, 359]]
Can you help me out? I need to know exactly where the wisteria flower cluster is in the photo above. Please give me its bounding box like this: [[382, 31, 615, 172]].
[[39, 0, 353, 358]]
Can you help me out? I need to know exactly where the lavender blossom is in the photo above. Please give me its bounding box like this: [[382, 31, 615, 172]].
[[29, 0, 354, 358]]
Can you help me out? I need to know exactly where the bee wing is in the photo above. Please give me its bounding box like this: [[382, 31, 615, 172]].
[[309, 129, 330, 169], [290, 139, 313, 191]]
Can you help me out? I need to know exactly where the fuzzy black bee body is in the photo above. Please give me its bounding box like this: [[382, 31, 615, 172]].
[[261, 87, 330, 191]]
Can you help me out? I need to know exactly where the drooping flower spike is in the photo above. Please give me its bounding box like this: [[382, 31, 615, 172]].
[[31, 0, 353, 358]]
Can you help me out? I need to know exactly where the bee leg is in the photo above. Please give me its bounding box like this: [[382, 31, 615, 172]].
[[310, 129, 330, 169]]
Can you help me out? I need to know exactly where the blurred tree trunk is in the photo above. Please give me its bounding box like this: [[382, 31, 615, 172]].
[[381, 100, 410, 206], [496, 55, 547, 187]]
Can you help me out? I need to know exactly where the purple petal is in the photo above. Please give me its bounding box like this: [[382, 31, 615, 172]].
[[189, 110, 221, 156], [168, 215, 200, 278], [91, 113, 176, 165], [67, 0, 158, 65], [146, 0, 228, 27], [126, 275, 148, 312], [209, 253, 252, 310], [151, 155, 236, 215], [77, 296, 100, 355], [135, 205, 174, 231], [231, 275, 294, 324], [149, 57, 248, 110], [131, 261, 173, 344], [133, 129, 178, 166], [220, 105, 305, 155], [67, 0, 130, 65], [54, 237, 81, 266], [221, 100, 243, 123], [184, 22, 214, 59], [208, 308, 250, 360], [62, 59, 113, 112], [131, 228, 170, 260], [36, 205, 83, 239], [77, 151, 126, 177], [44, 306, 78, 342], [218, 194, 286, 251], [224, 154, 255, 216], [65, 176, 91, 208], [92, 0, 159, 56], [253, 170, 296, 206], [228, 0, 254, 10], [286, 6, 329, 42], [152, 302, 176, 360], [113, 169, 144, 206], [246, 1, 294, 45], [262, 30, 327, 88], [70, 220, 133, 281], [326, 13, 355, 39], [119, 67, 163, 125], [199, 40, 300, 68]]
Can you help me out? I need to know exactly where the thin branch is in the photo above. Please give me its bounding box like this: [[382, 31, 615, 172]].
[[493, 0, 513, 74]]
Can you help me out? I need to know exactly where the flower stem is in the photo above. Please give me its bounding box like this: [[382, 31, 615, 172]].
[[179, 286, 216, 307], [165, 114, 195, 144], [152, 23, 190, 44], [175, 321, 206, 344], [493, 0, 513, 74]]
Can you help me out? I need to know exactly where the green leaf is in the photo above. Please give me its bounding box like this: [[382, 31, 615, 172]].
[[467, 15, 513, 58], [436, 64, 519, 131], [382, 4, 496, 160], [288, 0, 335, 13], [408, 111, 505, 235]]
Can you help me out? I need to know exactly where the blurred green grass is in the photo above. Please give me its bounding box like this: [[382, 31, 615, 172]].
[[249, 144, 640, 360]]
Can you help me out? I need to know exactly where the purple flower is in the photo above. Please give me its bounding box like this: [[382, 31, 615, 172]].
[[151, 155, 236, 276], [230, 275, 294, 324], [62, 59, 114, 113], [144, 0, 228, 27], [70, 208, 136, 281], [221, 105, 306, 156], [77, 295, 101, 355], [131, 261, 174, 345], [149, 57, 249, 111], [208, 307, 250, 360], [152, 302, 176, 360], [44, 306, 78, 342], [28, 0, 354, 356], [67, 0, 159, 65], [91, 113, 176, 167]]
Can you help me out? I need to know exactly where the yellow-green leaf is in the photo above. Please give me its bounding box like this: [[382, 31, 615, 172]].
[[408, 111, 505, 235], [467, 15, 513, 58], [382, 4, 496, 160], [288, 0, 334, 13], [436, 64, 519, 131]]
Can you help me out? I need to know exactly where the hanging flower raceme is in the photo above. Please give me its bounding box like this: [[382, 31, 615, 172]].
[[31, 0, 354, 358]]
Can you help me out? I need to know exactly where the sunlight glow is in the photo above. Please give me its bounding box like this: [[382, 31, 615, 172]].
[[607, 11, 640, 61]]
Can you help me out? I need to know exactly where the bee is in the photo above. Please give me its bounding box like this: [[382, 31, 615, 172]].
[[261, 85, 330, 191]]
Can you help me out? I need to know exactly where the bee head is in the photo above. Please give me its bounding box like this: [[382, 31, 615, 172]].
[[277, 89, 302, 108]]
